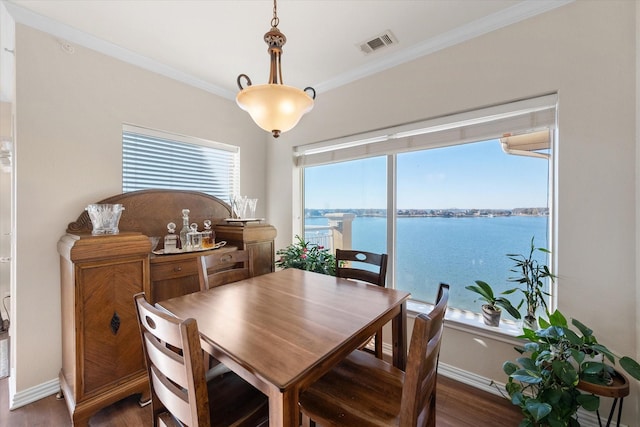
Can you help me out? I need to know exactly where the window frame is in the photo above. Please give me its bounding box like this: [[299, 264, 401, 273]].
[[295, 95, 558, 333]]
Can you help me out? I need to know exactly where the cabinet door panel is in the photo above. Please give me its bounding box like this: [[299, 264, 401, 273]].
[[79, 258, 146, 397], [248, 242, 275, 276], [150, 275, 200, 304]]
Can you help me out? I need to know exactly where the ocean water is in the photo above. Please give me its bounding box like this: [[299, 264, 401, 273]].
[[305, 215, 549, 315]]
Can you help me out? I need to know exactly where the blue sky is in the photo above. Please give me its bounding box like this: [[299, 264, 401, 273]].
[[304, 139, 550, 210]]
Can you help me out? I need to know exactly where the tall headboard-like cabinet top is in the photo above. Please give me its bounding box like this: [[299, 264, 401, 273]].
[[66, 189, 233, 237]]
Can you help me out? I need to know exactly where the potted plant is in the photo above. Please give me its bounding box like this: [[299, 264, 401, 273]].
[[465, 280, 521, 327], [275, 235, 337, 276], [499, 310, 640, 426], [507, 237, 556, 329]]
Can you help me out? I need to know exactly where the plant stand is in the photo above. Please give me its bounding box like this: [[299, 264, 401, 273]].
[[577, 370, 629, 427]]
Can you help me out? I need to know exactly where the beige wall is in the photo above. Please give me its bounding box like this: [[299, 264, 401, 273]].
[[268, 1, 639, 423], [7, 0, 640, 424], [12, 25, 267, 394]]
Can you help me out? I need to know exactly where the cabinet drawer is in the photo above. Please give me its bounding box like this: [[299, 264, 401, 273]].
[[151, 259, 198, 280]]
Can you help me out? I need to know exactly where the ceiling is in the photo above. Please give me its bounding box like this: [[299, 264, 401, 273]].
[[5, 0, 571, 101]]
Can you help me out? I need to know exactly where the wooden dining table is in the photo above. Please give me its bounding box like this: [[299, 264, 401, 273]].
[[157, 268, 411, 427]]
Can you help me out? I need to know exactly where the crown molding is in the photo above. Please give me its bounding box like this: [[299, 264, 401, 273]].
[[314, 0, 574, 93], [2, 0, 236, 100], [3, 0, 573, 99]]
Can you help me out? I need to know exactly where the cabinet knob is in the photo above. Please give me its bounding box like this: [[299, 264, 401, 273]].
[[174, 266, 182, 272]]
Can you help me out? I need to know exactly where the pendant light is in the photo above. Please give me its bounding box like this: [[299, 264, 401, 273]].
[[236, 0, 315, 138]]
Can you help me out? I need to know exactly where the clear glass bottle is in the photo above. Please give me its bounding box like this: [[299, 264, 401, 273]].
[[201, 219, 215, 249], [179, 208, 190, 249], [164, 222, 179, 254], [186, 223, 202, 251]]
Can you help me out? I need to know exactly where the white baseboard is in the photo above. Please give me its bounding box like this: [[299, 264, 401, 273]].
[[437, 362, 622, 427], [10, 377, 60, 410]]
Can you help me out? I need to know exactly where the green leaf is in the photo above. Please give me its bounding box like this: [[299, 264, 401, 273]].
[[517, 357, 538, 371], [571, 318, 593, 337], [465, 284, 490, 302], [538, 317, 550, 329], [620, 356, 640, 381], [590, 344, 616, 363], [506, 381, 522, 396], [519, 328, 538, 341], [577, 393, 600, 411], [537, 325, 564, 340], [525, 400, 552, 422], [514, 345, 526, 354], [548, 310, 567, 327], [569, 349, 584, 365], [495, 297, 521, 319], [503, 361, 518, 375], [552, 360, 578, 386], [581, 361, 605, 375], [548, 418, 569, 427], [511, 369, 543, 384], [581, 373, 611, 386], [562, 328, 583, 346]]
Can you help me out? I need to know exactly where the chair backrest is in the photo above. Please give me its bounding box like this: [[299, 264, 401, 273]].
[[335, 249, 388, 287], [400, 283, 449, 427], [198, 250, 250, 290], [134, 293, 211, 427]]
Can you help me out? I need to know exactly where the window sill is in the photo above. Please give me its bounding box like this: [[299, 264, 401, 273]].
[[407, 300, 525, 346]]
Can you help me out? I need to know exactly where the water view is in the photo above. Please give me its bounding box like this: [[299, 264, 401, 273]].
[[305, 214, 549, 316]]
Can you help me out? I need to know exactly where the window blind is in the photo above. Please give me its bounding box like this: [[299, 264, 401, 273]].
[[122, 125, 239, 202], [294, 93, 557, 167]]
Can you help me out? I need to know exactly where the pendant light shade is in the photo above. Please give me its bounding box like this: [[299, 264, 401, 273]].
[[236, 84, 314, 138], [236, 0, 315, 138]]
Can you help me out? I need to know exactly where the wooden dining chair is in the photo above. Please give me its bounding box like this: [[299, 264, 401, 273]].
[[336, 249, 388, 287], [134, 293, 268, 427], [198, 250, 251, 290], [336, 249, 388, 358], [299, 283, 449, 427]]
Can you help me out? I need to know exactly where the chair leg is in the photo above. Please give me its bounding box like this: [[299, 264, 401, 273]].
[[374, 328, 383, 359], [426, 394, 437, 427]]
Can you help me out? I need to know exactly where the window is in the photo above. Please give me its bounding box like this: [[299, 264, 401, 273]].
[[298, 95, 556, 319], [395, 139, 549, 315], [304, 157, 387, 255], [122, 124, 239, 202]]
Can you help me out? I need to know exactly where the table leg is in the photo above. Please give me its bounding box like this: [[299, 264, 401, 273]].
[[268, 387, 299, 427], [391, 301, 407, 370]]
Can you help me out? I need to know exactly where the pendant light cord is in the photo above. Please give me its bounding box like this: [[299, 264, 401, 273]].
[[271, 0, 279, 28]]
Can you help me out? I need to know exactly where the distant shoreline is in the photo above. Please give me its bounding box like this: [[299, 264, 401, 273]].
[[305, 208, 549, 219]]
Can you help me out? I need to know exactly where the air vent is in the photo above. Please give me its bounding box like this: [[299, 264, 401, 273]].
[[358, 30, 398, 55]]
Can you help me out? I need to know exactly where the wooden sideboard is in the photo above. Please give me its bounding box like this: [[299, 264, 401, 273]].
[[58, 232, 151, 427], [59, 190, 276, 425]]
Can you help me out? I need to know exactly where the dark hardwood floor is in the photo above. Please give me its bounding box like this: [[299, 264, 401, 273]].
[[0, 374, 522, 426]]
